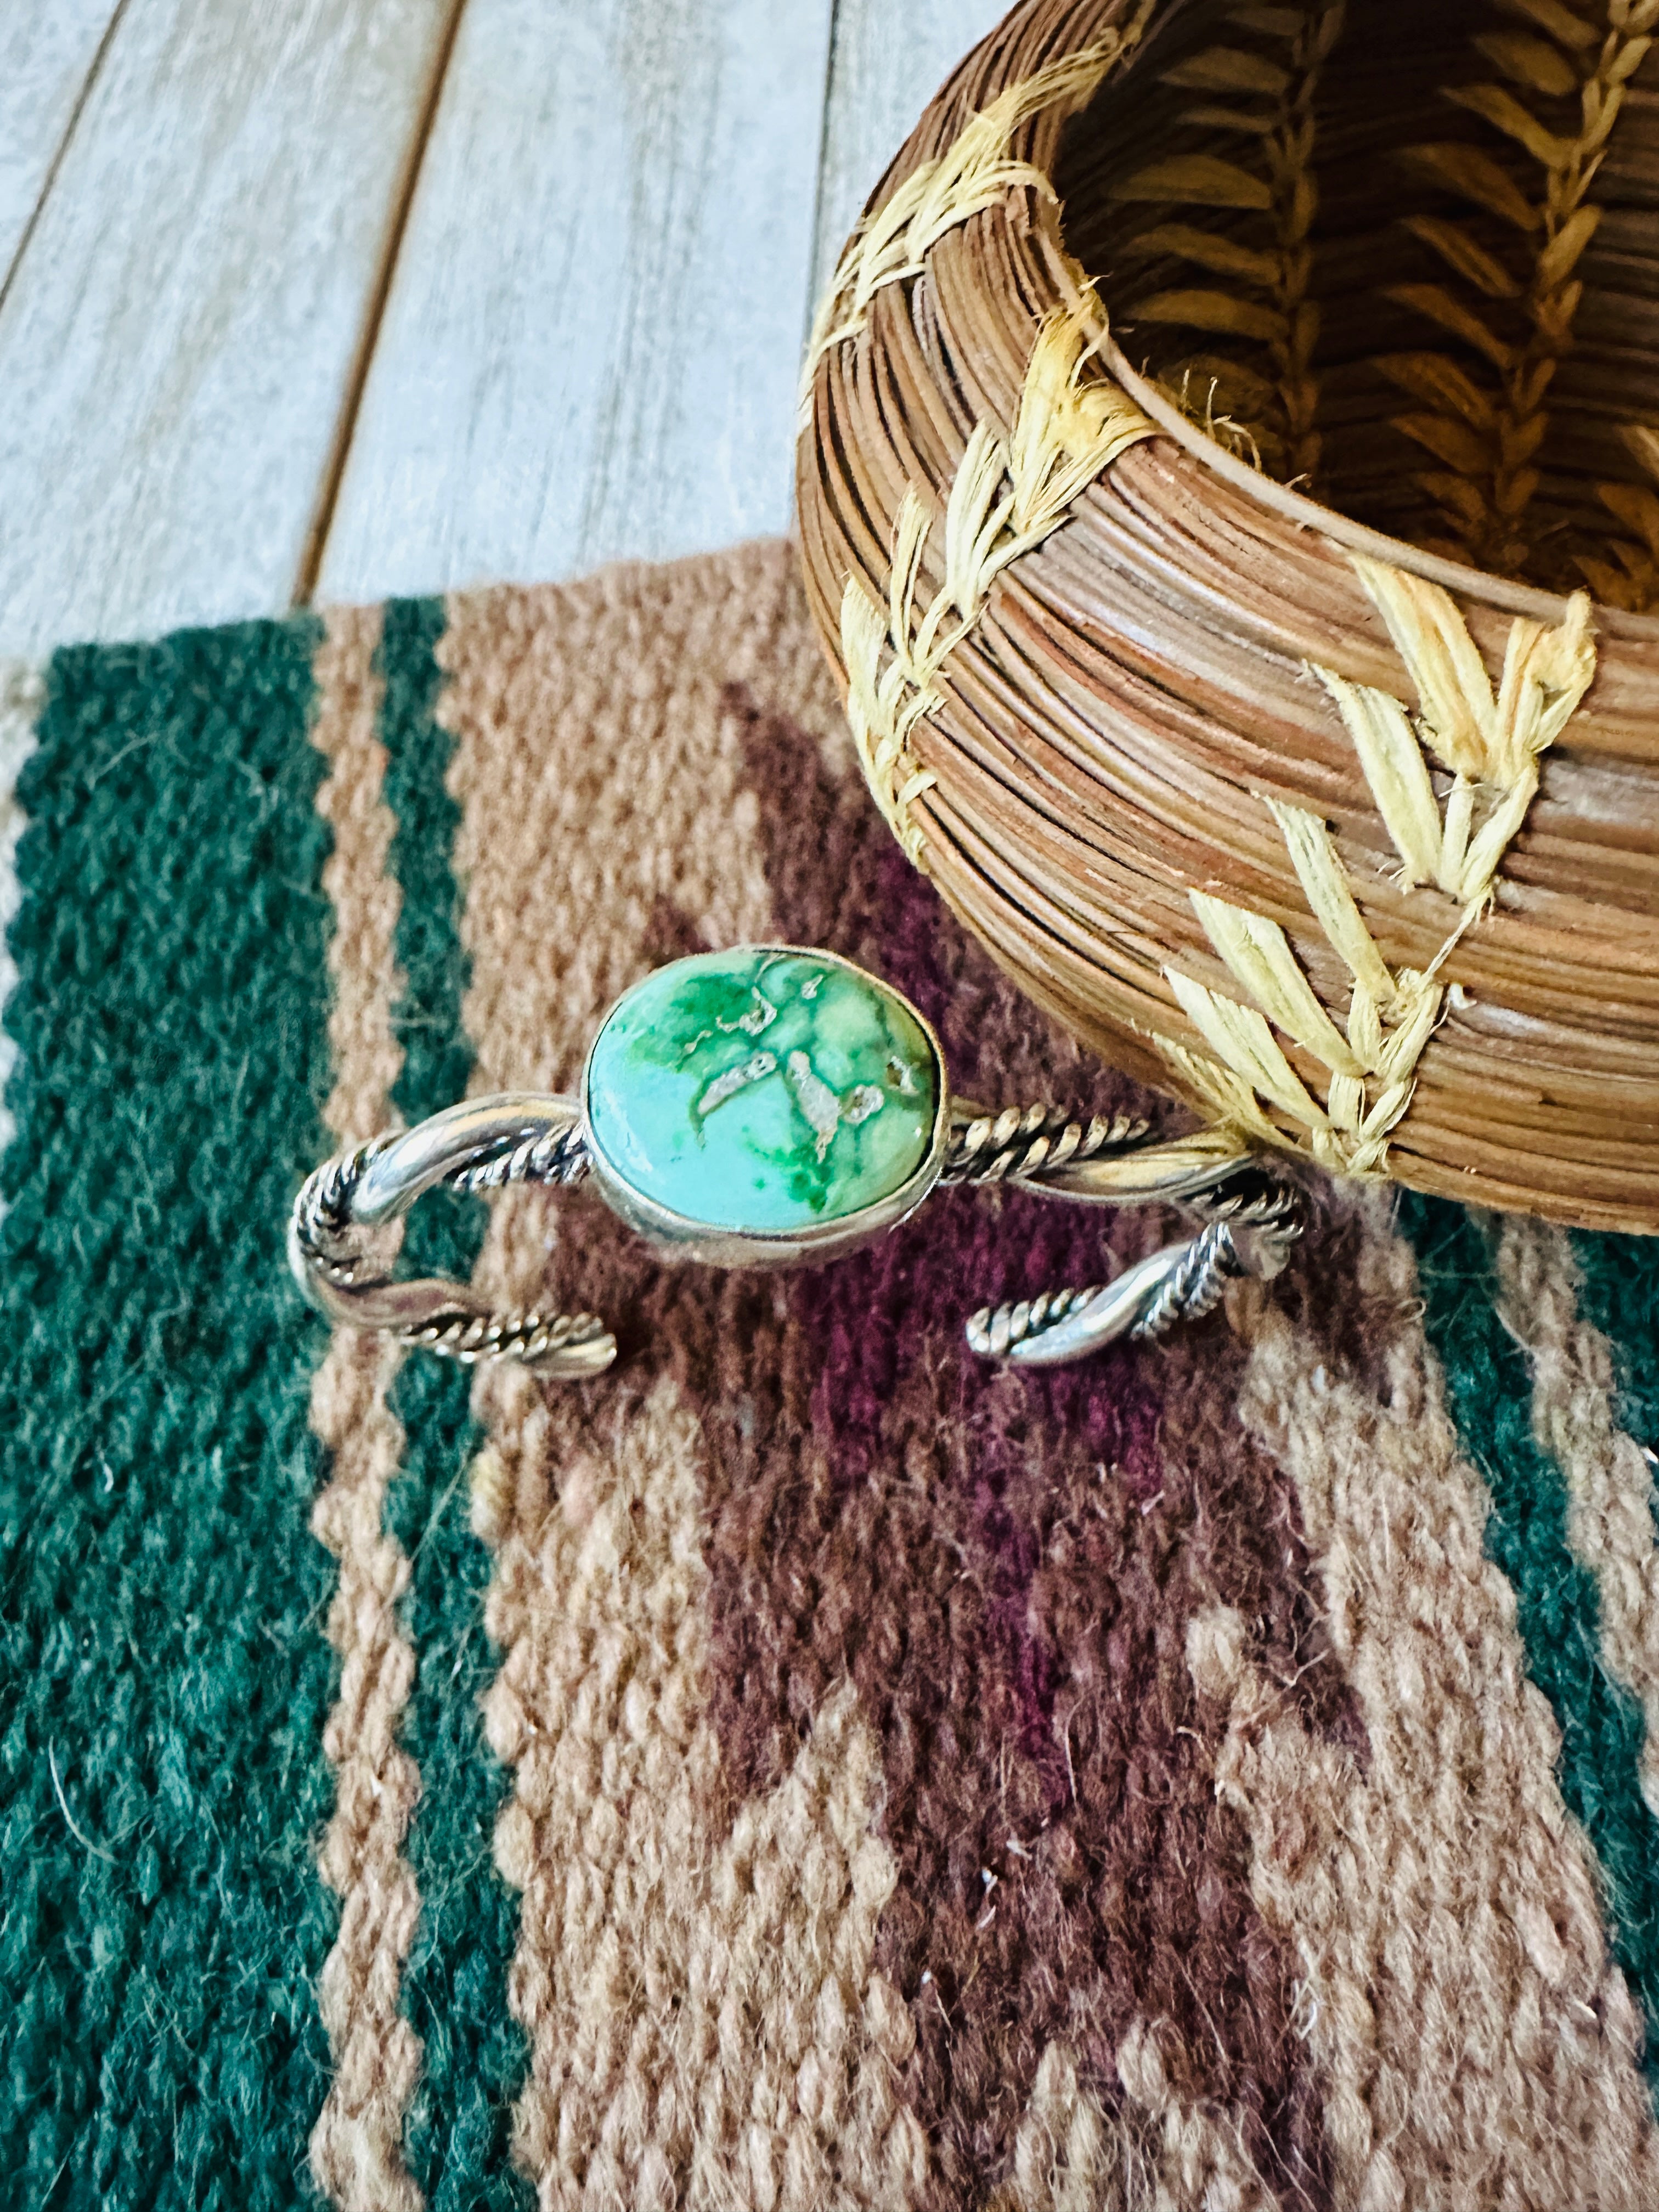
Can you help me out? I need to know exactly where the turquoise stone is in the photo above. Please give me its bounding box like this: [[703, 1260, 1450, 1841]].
[[585, 947, 940, 1233]]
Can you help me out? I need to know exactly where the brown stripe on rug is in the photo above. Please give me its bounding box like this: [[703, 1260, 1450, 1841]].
[[305, 604, 425, 2212], [439, 539, 835, 1101], [1197, 1195, 1659, 2210], [473, 1371, 927, 2205], [438, 543, 1345, 2207], [452, 694, 1339, 2203], [442, 544, 928, 2201], [1494, 1214, 1659, 1823]]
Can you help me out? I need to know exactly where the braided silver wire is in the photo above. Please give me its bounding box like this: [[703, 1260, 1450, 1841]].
[[444, 1118, 591, 1197], [1129, 1219, 1244, 1340], [399, 1303, 613, 1369], [291, 1077, 1305, 1378], [964, 1283, 1105, 1360], [964, 1163, 1305, 1363], [289, 1137, 398, 1293], [941, 1103, 1150, 1186], [289, 1106, 614, 1376]]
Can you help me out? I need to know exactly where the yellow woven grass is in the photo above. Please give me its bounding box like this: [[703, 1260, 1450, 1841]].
[[1157, 555, 1596, 1176], [1589, 423, 1659, 609], [800, 12, 1154, 421], [1387, 0, 1659, 575], [1160, 795, 1443, 1178], [1115, 0, 1348, 486], [1332, 558, 1595, 906], [840, 295, 1154, 864]]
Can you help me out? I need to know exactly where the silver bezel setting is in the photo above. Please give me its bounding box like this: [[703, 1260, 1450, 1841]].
[[580, 944, 951, 1268]]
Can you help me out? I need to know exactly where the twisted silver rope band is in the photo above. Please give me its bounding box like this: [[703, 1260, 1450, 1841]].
[[288, 1100, 614, 1376], [940, 1103, 1150, 1185], [397, 1303, 613, 1370], [964, 1166, 1304, 1365], [290, 1092, 1302, 1373], [442, 1116, 590, 1197]]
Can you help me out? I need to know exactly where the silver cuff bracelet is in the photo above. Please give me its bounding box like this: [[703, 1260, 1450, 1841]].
[[289, 945, 1302, 1377]]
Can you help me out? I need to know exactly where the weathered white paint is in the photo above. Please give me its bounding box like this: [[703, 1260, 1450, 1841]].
[[0, 2, 122, 289], [3, 0, 1004, 642], [317, 0, 835, 603], [0, 0, 454, 656]]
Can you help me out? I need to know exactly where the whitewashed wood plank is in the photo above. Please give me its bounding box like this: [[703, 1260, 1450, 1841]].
[[0, 0, 454, 657], [0, 2, 121, 289], [811, 0, 1012, 307], [317, 0, 834, 605]]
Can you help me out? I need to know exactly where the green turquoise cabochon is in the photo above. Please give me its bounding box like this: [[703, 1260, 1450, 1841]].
[[584, 947, 940, 1235]]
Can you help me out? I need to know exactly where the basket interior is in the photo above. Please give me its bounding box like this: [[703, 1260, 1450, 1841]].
[[1054, 0, 1659, 601]]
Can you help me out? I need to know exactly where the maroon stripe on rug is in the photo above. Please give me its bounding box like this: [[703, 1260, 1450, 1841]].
[[491, 681, 1355, 2207], [697, 695, 1350, 2208]]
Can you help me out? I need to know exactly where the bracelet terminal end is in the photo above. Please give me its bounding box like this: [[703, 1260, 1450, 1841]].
[[964, 1156, 1304, 1366], [289, 1097, 617, 1378]]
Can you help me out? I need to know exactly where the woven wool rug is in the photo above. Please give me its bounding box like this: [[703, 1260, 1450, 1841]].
[[3, 539, 1659, 2212]]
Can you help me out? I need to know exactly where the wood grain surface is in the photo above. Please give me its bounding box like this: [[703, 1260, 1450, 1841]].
[[0, 0, 455, 657], [0, 0, 1003, 648], [316, 0, 836, 604], [0, 2, 123, 292]]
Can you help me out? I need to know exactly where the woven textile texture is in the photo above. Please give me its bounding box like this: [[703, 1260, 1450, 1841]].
[[3, 541, 1659, 2211]]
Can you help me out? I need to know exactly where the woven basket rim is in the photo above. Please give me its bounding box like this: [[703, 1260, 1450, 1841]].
[[1100, 337, 1659, 648], [795, 0, 1659, 1233]]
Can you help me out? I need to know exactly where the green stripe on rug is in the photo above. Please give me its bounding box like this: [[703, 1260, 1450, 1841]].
[[0, 621, 337, 2206], [1571, 1233, 1659, 1470], [1401, 1192, 1659, 2096], [376, 597, 528, 2210]]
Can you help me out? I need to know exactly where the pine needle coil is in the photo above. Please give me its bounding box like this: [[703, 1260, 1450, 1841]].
[[794, 0, 1659, 1234]]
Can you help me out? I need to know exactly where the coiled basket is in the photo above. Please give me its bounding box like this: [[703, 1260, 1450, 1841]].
[[794, 0, 1659, 1233]]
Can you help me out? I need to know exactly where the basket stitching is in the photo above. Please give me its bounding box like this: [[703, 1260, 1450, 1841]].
[[1116, 0, 1347, 489], [1386, 0, 1659, 578], [798, 10, 1155, 424], [840, 300, 1155, 867], [1157, 557, 1596, 1176], [1164, 838, 1441, 1178], [1588, 422, 1659, 610]]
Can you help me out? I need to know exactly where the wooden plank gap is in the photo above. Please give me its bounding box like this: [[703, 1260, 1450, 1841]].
[[315, 0, 836, 605], [293, 0, 472, 608], [0, 0, 131, 323], [802, 0, 848, 356], [0, 0, 466, 655]]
